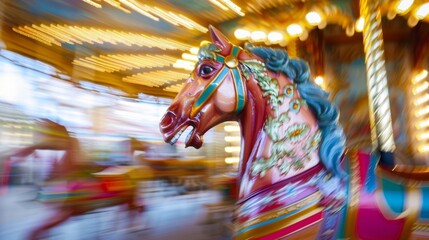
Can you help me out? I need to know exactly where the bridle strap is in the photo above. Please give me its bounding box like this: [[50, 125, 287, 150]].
[[191, 45, 246, 117]]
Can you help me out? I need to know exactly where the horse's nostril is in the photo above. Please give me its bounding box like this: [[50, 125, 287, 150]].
[[160, 112, 176, 131]]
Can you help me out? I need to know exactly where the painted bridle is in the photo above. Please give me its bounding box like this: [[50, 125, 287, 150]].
[[191, 45, 246, 117]]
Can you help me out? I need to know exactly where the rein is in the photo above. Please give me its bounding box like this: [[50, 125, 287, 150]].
[[191, 45, 246, 117]]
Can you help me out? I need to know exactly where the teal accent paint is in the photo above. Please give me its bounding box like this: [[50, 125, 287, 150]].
[[232, 68, 245, 113], [337, 159, 350, 239], [365, 154, 379, 193], [232, 46, 240, 57], [216, 55, 225, 63], [194, 66, 229, 107], [381, 177, 405, 214], [420, 186, 429, 220]]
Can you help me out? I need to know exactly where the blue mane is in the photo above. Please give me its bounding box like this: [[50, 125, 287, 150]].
[[246, 45, 346, 178]]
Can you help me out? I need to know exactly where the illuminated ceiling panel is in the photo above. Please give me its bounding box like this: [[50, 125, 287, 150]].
[[73, 54, 177, 72], [13, 24, 193, 50], [123, 70, 189, 87], [164, 82, 186, 93]]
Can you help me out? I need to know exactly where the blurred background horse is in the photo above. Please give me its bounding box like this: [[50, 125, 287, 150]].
[[2, 119, 152, 240]]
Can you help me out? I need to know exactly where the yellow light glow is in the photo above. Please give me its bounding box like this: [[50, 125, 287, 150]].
[[413, 81, 429, 95], [417, 132, 429, 140], [413, 69, 428, 84], [164, 83, 185, 93], [345, 25, 355, 37], [417, 119, 429, 129], [182, 53, 198, 62], [123, 70, 189, 87], [287, 24, 303, 37], [418, 144, 429, 153], [305, 11, 322, 26], [234, 29, 250, 40], [190, 47, 199, 55], [118, 0, 159, 21], [224, 125, 240, 132], [225, 146, 241, 153], [73, 54, 177, 72], [415, 2, 429, 19], [83, 0, 102, 8], [408, 16, 419, 27], [355, 17, 364, 32], [315, 76, 324, 86], [218, 0, 245, 16], [250, 31, 266, 42], [209, 0, 229, 11], [13, 24, 193, 50], [415, 94, 429, 106], [267, 32, 284, 43], [396, 0, 414, 14], [225, 157, 239, 164], [83, 0, 207, 32], [416, 106, 429, 117], [225, 136, 240, 142], [173, 59, 195, 71]]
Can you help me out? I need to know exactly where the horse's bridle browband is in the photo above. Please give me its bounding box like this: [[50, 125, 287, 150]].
[[191, 45, 246, 118]]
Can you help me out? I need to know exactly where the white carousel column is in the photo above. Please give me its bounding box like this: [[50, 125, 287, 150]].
[[359, 0, 396, 158]]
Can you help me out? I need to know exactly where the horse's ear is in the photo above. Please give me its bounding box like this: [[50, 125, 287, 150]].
[[209, 25, 232, 54]]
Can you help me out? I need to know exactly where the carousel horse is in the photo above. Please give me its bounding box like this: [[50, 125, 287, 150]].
[[4, 119, 150, 240], [160, 26, 429, 240]]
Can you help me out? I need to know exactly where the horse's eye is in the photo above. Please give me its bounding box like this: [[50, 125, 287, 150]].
[[199, 65, 214, 76]]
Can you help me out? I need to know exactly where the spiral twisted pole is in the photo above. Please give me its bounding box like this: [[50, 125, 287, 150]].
[[359, 0, 396, 152]]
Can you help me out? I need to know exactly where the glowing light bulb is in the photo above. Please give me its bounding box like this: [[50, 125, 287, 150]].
[[267, 32, 284, 43], [234, 29, 250, 40], [305, 11, 322, 26], [415, 3, 429, 19], [355, 17, 364, 32], [250, 31, 266, 42], [396, 0, 414, 14], [315, 76, 324, 86], [287, 24, 303, 37]]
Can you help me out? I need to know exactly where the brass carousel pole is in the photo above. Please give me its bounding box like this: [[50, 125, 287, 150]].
[[359, 0, 396, 165]]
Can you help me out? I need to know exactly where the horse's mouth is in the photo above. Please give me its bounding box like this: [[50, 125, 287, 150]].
[[164, 123, 203, 149]]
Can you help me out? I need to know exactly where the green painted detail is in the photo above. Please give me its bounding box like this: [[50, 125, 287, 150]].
[[240, 59, 284, 113], [197, 42, 220, 62], [195, 66, 229, 107], [216, 55, 225, 63], [232, 46, 240, 57], [232, 68, 245, 113]]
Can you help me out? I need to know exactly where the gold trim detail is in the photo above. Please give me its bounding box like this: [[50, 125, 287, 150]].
[[413, 223, 429, 232], [235, 191, 322, 232], [235, 207, 324, 240]]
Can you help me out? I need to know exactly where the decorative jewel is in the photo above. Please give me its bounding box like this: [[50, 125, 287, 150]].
[[284, 85, 294, 98], [285, 123, 309, 143], [225, 55, 239, 68], [289, 99, 301, 113]]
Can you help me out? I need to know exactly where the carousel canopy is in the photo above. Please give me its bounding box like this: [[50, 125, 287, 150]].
[[1, 0, 429, 99]]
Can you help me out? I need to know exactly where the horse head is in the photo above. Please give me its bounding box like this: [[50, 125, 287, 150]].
[[160, 26, 252, 149]]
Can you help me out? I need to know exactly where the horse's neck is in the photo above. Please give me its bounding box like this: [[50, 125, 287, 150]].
[[237, 74, 321, 199], [238, 80, 268, 176]]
